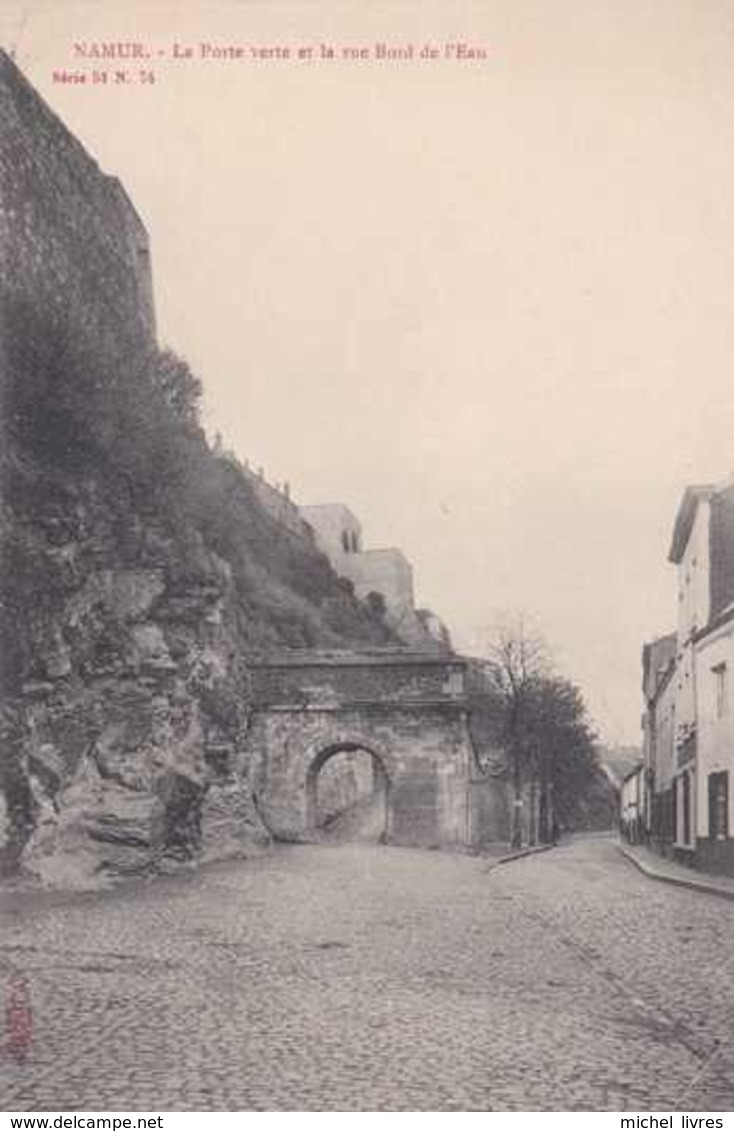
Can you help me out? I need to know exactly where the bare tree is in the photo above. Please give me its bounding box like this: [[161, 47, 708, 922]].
[[465, 619, 547, 850], [474, 614, 600, 848], [478, 614, 551, 848]]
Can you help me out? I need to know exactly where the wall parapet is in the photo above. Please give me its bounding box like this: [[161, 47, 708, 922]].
[[247, 649, 468, 711]]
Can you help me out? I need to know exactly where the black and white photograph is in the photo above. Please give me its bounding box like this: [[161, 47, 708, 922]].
[[0, 0, 733, 1115]]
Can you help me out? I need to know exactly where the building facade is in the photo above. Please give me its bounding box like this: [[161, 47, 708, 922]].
[[300, 504, 451, 650], [642, 479, 734, 873], [642, 633, 676, 848], [620, 763, 646, 844]]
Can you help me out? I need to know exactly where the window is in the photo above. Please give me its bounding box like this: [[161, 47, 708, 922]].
[[714, 663, 728, 718], [709, 772, 729, 841]]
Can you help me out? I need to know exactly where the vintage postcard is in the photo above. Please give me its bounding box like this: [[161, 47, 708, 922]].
[[1, 0, 733, 1116]]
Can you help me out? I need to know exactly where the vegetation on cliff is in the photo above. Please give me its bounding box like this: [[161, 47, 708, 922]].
[[2, 295, 394, 675], [0, 295, 393, 881]]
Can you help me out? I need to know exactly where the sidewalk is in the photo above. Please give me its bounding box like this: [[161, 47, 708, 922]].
[[618, 841, 734, 901]]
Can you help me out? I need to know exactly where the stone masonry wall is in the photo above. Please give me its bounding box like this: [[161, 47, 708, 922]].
[[248, 705, 471, 848], [0, 50, 154, 371], [246, 654, 473, 847], [250, 653, 466, 709]]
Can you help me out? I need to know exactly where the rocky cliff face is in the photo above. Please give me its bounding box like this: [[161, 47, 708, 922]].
[[0, 459, 265, 887]]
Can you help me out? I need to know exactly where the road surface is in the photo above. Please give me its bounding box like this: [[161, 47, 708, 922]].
[[0, 837, 732, 1111]]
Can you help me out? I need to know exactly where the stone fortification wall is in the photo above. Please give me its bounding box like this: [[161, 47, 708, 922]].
[[300, 505, 362, 559], [249, 651, 466, 709], [246, 651, 472, 847], [344, 549, 415, 621], [298, 504, 451, 649], [0, 49, 155, 370]]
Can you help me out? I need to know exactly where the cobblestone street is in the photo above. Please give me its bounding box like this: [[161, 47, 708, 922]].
[[1, 837, 733, 1111]]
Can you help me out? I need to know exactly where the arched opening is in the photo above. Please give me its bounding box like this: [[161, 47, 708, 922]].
[[306, 744, 388, 843]]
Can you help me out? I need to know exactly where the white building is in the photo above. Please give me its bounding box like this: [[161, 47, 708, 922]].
[[300, 503, 450, 650], [641, 632, 676, 846], [643, 479, 734, 873], [620, 763, 646, 844]]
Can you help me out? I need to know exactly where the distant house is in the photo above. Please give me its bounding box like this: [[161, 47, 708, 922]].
[[641, 632, 677, 849], [641, 478, 734, 874], [620, 763, 646, 844]]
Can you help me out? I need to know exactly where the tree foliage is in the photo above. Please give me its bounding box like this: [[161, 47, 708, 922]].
[[472, 615, 600, 838], [521, 675, 599, 826], [153, 350, 203, 427]]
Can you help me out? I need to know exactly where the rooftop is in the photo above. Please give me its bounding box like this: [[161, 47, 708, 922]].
[[668, 485, 716, 564]]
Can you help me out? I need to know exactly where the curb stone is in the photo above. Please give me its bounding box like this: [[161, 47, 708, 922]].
[[497, 842, 559, 865], [618, 843, 734, 902], [482, 842, 560, 872]]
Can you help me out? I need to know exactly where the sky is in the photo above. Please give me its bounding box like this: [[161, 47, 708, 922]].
[[4, 0, 734, 745]]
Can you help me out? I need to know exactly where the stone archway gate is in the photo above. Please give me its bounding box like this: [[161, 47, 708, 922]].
[[246, 650, 476, 847]]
